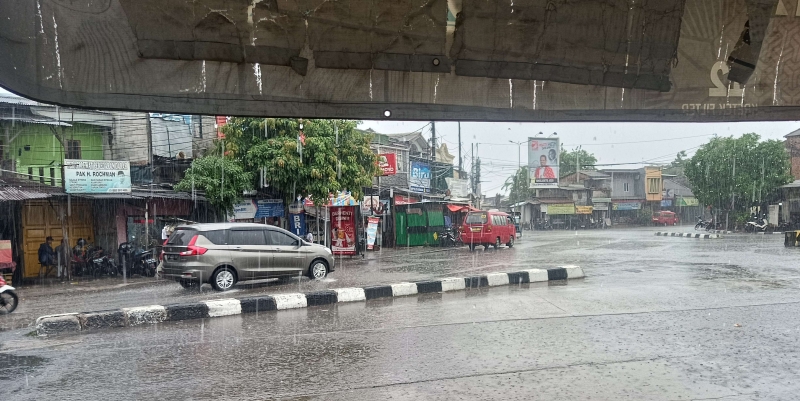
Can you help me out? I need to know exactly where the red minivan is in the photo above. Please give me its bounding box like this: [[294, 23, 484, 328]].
[[462, 210, 517, 251], [652, 210, 679, 226]]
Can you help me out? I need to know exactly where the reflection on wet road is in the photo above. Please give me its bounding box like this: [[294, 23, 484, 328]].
[[2, 227, 800, 400]]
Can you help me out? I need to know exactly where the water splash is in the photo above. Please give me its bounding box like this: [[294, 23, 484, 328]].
[[202, 60, 207, 92], [532, 80, 538, 110], [36, 0, 45, 36], [52, 15, 63, 89], [508, 79, 513, 108], [369, 69, 373, 101], [773, 42, 785, 106], [253, 63, 262, 94], [433, 74, 440, 104]]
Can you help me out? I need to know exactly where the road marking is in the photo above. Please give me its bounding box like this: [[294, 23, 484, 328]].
[[486, 273, 510, 286], [273, 293, 307, 310], [440, 277, 466, 291], [391, 282, 418, 297], [204, 299, 242, 317], [333, 287, 366, 303]]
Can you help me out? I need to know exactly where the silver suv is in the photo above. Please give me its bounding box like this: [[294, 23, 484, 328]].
[[162, 223, 335, 291]]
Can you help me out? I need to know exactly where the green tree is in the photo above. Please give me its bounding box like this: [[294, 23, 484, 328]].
[[222, 118, 380, 205], [175, 155, 254, 214], [559, 147, 598, 178], [502, 167, 532, 205], [664, 150, 690, 187], [685, 133, 791, 216]]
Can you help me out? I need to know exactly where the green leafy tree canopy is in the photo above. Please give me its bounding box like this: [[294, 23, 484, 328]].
[[224, 118, 380, 205], [559, 147, 598, 178], [175, 155, 254, 214], [684, 133, 791, 213], [502, 167, 533, 205]]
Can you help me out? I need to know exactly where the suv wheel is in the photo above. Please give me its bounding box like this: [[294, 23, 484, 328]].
[[211, 268, 237, 291], [494, 237, 501, 249], [308, 260, 328, 280], [507, 236, 514, 248]]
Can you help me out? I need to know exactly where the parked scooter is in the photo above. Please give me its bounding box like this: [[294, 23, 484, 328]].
[[118, 242, 157, 277], [0, 274, 18, 314]]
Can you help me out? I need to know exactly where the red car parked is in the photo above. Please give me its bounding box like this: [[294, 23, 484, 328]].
[[462, 210, 517, 251], [652, 211, 679, 226]]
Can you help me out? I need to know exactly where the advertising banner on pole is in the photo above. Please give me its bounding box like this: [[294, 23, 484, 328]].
[[410, 161, 431, 193], [64, 159, 131, 193], [528, 138, 560, 189], [613, 202, 642, 211], [378, 153, 397, 176], [366, 217, 380, 250], [547, 203, 575, 215], [289, 213, 305, 236], [329, 206, 356, 255]]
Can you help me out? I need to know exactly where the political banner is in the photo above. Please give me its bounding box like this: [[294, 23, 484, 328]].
[[410, 161, 431, 193], [64, 159, 131, 193], [289, 213, 305, 236], [329, 206, 356, 255], [528, 138, 559, 189], [366, 217, 380, 250]]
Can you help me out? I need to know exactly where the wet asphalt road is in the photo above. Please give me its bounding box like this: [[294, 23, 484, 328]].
[[2, 227, 800, 400]]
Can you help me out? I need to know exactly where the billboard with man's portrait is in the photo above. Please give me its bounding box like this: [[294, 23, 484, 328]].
[[528, 138, 560, 189]]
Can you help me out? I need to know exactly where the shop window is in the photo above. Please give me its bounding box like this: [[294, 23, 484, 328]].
[[66, 140, 81, 159], [647, 178, 661, 194]]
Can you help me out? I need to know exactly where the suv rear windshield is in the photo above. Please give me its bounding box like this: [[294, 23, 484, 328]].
[[167, 229, 197, 245], [465, 212, 488, 224]]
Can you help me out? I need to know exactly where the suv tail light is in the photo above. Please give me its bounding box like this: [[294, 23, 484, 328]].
[[159, 239, 167, 261], [179, 235, 208, 256]]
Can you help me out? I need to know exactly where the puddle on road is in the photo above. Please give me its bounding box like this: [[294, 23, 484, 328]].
[[0, 353, 47, 380], [688, 262, 789, 289]]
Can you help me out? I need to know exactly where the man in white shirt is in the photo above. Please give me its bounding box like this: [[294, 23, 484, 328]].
[[305, 232, 314, 243]]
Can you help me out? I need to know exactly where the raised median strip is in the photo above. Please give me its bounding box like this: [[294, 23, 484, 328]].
[[34, 265, 585, 337], [655, 232, 721, 239]]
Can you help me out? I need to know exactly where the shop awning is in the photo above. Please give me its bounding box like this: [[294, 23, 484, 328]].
[[446, 204, 478, 213], [0, 186, 55, 201]]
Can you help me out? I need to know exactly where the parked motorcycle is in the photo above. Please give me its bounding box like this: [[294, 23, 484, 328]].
[[0, 274, 18, 314], [694, 216, 709, 230], [438, 227, 462, 247], [745, 214, 768, 233], [118, 242, 157, 277]]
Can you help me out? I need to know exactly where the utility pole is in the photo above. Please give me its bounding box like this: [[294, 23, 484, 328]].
[[146, 113, 153, 168], [431, 121, 436, 160], [576, 147, 581, 185], [458, 122, 462, 176], [471, 143, 475, 195]]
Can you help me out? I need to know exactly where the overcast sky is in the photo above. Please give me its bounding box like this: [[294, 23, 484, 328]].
[[359, 120, 800, 196]]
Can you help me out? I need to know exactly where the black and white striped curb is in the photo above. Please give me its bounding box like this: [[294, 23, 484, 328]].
[[35, 266, 585, 336], [655, 232, 721, 239], [757, 231, 785, 235]]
